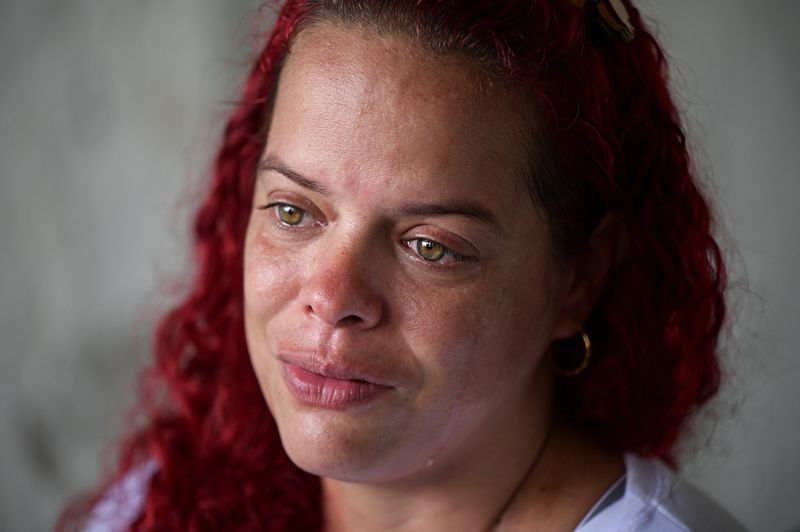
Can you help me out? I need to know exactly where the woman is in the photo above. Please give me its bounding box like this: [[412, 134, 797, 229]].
[[62, 0, 746, 530]]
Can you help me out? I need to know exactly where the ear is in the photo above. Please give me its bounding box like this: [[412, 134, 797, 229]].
[[551, 214, 626, 340]]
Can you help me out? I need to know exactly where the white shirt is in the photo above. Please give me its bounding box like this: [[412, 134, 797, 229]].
[[577, 454, 747, 531]]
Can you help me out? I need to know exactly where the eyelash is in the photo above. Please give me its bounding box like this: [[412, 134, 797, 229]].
[[401, 238, 470, 265], [259, 202, 318, 228], [258, 202, 472, 265]]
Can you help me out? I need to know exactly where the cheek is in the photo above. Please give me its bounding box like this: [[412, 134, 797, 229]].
[[243, 222, 305, 397], [244, 224, 305, 407], [244, 224, 299, 319], [399, 264, 556, 404]]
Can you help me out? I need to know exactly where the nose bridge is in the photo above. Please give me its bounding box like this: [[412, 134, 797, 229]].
[[300, 226, 383, 329]]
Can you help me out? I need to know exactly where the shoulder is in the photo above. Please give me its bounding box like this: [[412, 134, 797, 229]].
[[83, 460, 157, 532], [578, 454, 748, 532]]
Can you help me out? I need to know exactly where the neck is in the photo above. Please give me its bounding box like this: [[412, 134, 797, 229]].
[[322, 421, 625, 532], [323, 426, 551, 532]]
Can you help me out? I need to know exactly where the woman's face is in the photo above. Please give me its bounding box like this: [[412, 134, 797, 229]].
[[244, 24, 573, 483]]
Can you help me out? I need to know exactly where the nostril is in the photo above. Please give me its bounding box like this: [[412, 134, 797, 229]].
[[304, 304, 365, 327], [337, 315, 363, 326]]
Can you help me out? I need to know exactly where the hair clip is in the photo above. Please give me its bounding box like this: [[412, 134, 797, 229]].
[[567, 0, 635, 43]]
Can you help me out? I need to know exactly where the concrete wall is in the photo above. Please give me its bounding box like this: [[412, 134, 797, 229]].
[[1, 1, 797, 530]]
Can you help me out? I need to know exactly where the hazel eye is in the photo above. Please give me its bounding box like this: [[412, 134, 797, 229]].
[[275, 203, 305, 226], [416, 239, 447, 261]]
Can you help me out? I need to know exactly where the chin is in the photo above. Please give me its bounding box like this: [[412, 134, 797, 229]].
[[270, 381, 456, 485], [275, 408, 407, 482], [261, 362, 433, 482]]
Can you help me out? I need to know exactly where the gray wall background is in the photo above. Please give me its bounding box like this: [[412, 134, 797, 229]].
[[1, 1, 798, 530]]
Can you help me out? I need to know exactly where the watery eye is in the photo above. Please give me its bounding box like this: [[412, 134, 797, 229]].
[[276, 204, 305, 226], [416, 239, 447, 261]]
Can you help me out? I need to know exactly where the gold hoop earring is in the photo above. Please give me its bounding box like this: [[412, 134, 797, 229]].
[[549, 324, 591, 377]]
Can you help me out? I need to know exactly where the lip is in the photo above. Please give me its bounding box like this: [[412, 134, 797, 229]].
[[279, 357, 393, 410]]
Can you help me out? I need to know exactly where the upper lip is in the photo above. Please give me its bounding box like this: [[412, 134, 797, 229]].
[[277, 349, 396, 387]]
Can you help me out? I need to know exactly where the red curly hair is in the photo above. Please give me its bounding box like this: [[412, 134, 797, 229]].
[[60, 0, 727, 529]]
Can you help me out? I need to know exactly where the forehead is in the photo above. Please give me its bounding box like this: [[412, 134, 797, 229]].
[[269, 22, 533, 204], [287, 23, 492, 102]]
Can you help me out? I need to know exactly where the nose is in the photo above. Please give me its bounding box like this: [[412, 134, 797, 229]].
[[299, 241, 384, 330]]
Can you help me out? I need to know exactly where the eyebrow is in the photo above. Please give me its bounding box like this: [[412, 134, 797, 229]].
[[398, 202, 501, 232], [258, 155, 501, 232], [258, 156, 329, 195]]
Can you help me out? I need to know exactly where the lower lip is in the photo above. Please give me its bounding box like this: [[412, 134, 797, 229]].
[[281, 363, 390, 410]]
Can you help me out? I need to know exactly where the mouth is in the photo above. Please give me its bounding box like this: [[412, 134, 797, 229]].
[[279, 360, 393, 410]]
